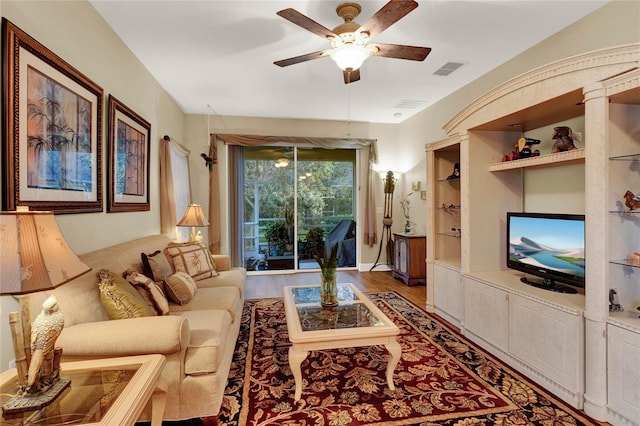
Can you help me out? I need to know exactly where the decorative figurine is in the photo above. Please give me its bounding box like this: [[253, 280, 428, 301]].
[[551, 126, 581, 153], [502, 137, 540, 162], [446, 162, 460, 179], [623, 190, 640, 211], [26, 295, 65, 393], [609, 289, 623, 313]]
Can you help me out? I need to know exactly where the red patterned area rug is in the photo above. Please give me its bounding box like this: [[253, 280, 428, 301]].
[[217, 292, 598, 425]]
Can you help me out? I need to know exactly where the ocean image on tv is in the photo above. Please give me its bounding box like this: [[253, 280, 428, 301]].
[[509, 217, 585, 277]]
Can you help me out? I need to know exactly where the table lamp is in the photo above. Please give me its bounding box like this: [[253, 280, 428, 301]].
[[0, 210, 91, 414], [177, 203, 209, 242]]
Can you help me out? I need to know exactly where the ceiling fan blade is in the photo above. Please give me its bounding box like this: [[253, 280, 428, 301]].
[[277, 8, 338, 40], [274, 51, 328, 67], [371, 43, 431, 61], [357, 0, 419, 39], [343, 68, 361, 84]]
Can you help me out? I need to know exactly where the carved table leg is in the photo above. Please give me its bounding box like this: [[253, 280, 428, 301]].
[[385, 339, 402, 391], [288, 346, 308, 401]]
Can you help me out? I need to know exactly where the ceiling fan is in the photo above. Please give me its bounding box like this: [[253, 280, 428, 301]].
[[274, 0, 431, 84]]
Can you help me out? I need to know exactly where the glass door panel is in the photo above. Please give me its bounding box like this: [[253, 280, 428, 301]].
[[242, 146, 356, 272]]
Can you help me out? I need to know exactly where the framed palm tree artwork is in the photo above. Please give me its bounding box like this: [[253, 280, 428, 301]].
[[2, 18, 103, 213], [107, 95, 151, 212]]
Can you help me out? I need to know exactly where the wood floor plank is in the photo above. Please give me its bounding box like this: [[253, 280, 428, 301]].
[[245, 270, 427, 310]]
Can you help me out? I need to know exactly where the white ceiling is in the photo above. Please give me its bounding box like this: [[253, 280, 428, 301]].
[[90, 0, 609, 124]]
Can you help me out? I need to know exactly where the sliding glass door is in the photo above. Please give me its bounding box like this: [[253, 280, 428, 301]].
[[241, 146, 356, 272]]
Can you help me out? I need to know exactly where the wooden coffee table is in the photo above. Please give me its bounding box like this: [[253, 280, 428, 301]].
[[283, 283, 401, 401], [0, 354, 165, 426]]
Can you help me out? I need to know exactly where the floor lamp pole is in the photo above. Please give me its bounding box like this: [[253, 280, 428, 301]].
[[370, 173, 396, 271]]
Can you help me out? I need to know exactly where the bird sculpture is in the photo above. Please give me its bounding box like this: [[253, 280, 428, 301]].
[[26, 295, 64, 393], [623, 190, 640, 211]]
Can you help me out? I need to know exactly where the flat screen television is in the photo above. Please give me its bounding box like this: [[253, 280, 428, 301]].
[[506, 212, 585, 294]]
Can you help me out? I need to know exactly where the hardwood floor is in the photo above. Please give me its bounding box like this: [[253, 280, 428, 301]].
[[245, 269, 427, 309]]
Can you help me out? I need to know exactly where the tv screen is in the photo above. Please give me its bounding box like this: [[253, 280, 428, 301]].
[[507, 212, 585, 293]]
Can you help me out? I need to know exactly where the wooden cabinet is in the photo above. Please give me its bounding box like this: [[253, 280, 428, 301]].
[[391, 233, 426, 286]]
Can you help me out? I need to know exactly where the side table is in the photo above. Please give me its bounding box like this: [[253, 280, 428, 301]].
[[1, 354, 165, 426]]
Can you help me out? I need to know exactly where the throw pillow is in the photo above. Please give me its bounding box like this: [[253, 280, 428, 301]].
[[141, 250, 173, 283], [164, 272, 197, 305], [97, 269, 155, 320], [123, 269, 170, 316], [164, 242, 217, 281]]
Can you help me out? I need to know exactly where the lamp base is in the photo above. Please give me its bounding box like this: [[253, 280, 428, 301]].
[[2, 378, 70, 414]]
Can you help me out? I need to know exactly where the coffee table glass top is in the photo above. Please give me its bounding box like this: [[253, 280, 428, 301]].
[[1, 363, 139, 425], [288, 284, 386, 331]]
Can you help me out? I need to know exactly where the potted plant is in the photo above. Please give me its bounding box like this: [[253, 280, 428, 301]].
[[305, 227, 325, 259], [264, 222, 287, 256]]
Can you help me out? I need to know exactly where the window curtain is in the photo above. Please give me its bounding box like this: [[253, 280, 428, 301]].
[[207, 136, 221, 254], [209, 134, 379, 254], [160, 135, 191, 241], [227, 146, 244, 265]]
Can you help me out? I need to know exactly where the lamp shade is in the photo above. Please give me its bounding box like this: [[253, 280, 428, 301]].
[[177, 204, 209, 227], [0, 211, 91, 295]]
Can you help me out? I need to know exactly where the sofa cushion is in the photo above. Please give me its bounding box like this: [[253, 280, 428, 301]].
[[97, 269, 155, 319], [124, 270, 170, 316], [196, 269, 246, 297], [165, 242, 218, 281], [169, 287, 241, 322], [172, 309, 232, 375], [164, 272, 198, 305], [142, 250, 173, 283]]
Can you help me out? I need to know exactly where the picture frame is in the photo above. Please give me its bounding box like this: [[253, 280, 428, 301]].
[[107, 95, 151, 212], [2, 19, 103, 213]]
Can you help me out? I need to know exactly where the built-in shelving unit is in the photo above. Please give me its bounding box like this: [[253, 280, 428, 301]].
[[596, 68, 640, 426], [426, 136, 462, 326], [427, 44, 640, 424]]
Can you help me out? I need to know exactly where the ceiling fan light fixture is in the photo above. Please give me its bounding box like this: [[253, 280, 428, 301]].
[[330, 43, 370, 71], [275, 157, 289, 168]]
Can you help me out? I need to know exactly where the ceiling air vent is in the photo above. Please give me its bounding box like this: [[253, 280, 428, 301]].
[[393, 99, 427, 109], [433, 61, 464, 76]]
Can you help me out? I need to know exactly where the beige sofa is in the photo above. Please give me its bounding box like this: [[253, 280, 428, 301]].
[[21, 234, 246, 423]]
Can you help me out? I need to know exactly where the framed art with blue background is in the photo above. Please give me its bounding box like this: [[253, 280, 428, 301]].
[[2, 18, 103, 213], [107, 95, 150, 212]]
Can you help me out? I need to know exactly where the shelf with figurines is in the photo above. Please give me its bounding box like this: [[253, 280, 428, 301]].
[[609, 189, 640, 214], [437, 203, 461, 211], [609, 153, 640, 161], [609, 257, 640, 269], [437, 227, 461, 238], [489, 126, 585, 172]]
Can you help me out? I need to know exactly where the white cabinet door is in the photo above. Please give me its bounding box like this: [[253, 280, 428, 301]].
[[508, 294, 583, 393], [607, 324, 640, 425], [434, 264, 462, 324], [463, 276, 509, 352]]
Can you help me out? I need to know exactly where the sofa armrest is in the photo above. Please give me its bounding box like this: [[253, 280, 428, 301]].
[[57, 316, 189, 357], [211, 254, 231, 271]]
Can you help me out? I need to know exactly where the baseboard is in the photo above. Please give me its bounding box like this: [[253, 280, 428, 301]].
[[360, 263, 391, 272]]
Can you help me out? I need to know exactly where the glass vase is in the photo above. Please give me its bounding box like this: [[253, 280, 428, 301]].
[[320, 268, 338, 307]]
